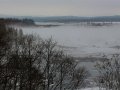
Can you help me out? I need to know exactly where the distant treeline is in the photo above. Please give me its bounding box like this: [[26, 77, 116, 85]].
[[1, 16, 120, 24], [32, 16, 120, 23], [0, 18, 35, 25]]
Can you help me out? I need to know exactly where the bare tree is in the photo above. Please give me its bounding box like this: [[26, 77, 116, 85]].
[[40, 38, 89, 90], [95, 54, 120, 90], [0, 24, 89, 90]]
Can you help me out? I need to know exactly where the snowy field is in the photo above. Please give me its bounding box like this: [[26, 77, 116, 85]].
[[21, 23, 120, 57]]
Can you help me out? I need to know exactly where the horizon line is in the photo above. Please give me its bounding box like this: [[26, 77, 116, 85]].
[[0, 14, 120, 18]]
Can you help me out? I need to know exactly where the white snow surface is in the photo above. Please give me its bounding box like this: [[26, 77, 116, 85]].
[[20, 23, 120, 57]]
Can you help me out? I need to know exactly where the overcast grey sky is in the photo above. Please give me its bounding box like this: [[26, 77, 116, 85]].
[[0, 0, 120, 16]]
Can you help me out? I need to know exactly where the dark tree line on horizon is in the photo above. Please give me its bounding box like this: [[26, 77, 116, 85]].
[[33, 16, 120, 23], [0, 18, 34, 26]]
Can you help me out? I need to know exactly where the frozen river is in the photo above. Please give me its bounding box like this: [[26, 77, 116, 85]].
[[17, 22, 120, 77], [20, 23, 120, 57]]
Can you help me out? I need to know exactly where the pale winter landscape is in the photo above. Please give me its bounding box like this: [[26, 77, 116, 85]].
[[20, 22, 120, 76], [15, 21, 120, 89], [1, 0, 120, 90], [22, 22, 120, 57]]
